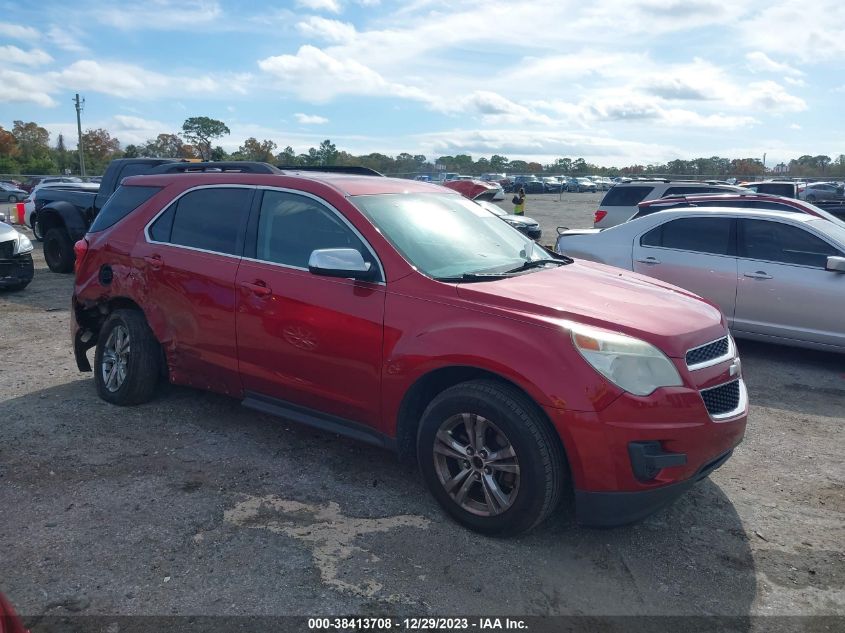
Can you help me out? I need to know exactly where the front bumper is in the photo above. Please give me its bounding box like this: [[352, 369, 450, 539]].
[[0, 253, 34, 288], [575, 448, 735, 527], [543, 359, 747, 526]]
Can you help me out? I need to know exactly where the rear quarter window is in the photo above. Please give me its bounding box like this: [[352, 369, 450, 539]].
[[89, 185, 162, 232], [600, 186, 654, 206]]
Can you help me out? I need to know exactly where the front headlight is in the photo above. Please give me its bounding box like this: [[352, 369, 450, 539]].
[[14, 233, 33, 255], [570, 323, 682, 396]]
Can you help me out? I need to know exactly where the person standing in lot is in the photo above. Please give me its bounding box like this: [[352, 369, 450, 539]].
[[513, 187, 526, 215]]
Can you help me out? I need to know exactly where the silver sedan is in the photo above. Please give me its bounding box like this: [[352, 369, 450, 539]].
[[555, 208, 845, 353]]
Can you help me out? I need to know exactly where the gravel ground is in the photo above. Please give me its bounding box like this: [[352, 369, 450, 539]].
[[1, 196, 843, 625]]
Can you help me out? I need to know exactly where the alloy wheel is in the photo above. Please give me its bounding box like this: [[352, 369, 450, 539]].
[[432, 413, 521, 516], [101, 325, 131, 392]]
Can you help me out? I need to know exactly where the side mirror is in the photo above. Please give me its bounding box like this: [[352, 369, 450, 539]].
[[308, 248, 376, 280], [826, 255, 845, 273]]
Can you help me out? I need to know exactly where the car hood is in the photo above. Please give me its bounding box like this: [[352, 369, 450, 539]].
[[442, 179, 499, 201], [501, 214, 539, 225], [0, 221, 20, 242], [456, 260, 725, 358]]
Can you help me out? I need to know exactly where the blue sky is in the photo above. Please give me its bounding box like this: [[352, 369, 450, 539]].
[[1, 0, 843, 167]]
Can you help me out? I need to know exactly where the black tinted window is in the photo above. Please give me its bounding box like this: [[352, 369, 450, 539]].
[[740, 220, 838, 267], [90, 185, 162, 232], [663, 186, 724, 196], [600, 186, 653, 206], [641, 217, 733, 255], [165, 188, 250, 255], [255, 190, 370, 270]]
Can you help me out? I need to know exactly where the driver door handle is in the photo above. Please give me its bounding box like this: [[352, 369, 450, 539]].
[[636, 256, 661, 265], [744, 271, 772, 280], [239, 280, 272, 297]]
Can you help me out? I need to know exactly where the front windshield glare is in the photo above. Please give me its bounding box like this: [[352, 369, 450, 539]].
[[353, 193, 551, 279]]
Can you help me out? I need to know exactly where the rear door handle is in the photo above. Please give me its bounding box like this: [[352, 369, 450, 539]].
[[239, 280, 272, 297], [143, 254, 162, 270], [744, 271, 772, 280], [636, 256, 661, 265]]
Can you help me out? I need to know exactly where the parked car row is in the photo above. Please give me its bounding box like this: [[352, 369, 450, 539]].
[[557, 204, 845, 353]]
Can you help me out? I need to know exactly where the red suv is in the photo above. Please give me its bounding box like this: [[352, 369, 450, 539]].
[[72, 163, 747, 535]]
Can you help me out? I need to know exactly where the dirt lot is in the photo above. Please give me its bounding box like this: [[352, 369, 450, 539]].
[[1, 195, 843, 625]]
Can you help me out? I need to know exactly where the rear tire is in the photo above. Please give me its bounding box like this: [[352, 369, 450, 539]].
[[94, 309, 161, 406], [44, 227, 74, 273], [7, 194, 17, 203], [806, 194, 816, 202], [417, 379, 566, 535]]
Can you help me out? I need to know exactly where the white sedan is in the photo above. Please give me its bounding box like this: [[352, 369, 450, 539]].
[[555, 207, 845, 353]]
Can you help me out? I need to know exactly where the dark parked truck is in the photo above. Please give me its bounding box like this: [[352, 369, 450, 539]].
[[33, 159, 181, 272]]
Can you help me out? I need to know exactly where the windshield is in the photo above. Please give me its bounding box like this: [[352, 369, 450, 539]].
[[353, 193, 552, 279]]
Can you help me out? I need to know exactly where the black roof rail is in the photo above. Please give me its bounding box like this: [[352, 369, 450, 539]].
[[150, 161, 281, 174], [277, 165, 384, 177]]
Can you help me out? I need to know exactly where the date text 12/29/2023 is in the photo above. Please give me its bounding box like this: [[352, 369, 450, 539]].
[[308, 617, 528, 630]]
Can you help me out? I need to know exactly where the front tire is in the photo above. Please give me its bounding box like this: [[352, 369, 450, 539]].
[[7, 194, 18, 203], [44, 227, 74, 273], [417, 379, 566, 535], [32, 216, 44, 241], [94, 309, 161, 406]]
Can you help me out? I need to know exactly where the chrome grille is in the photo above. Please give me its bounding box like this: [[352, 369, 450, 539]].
[[686, 336, 730, 368], [701, 380, 741, 417]]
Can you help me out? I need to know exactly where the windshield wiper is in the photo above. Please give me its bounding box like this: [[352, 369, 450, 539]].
[[435, 272, 513, 282], [504, 259, 568, 274]]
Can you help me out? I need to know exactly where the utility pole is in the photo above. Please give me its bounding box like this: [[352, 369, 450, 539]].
[[73, 93, 86, 177]]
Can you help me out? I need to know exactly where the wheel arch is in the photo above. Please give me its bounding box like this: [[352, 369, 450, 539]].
[[75, 296, 168, 378], [395, 365, 568, 470]]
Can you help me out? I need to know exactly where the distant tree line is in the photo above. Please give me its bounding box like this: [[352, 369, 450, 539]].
[[2, 116, 844, 179]]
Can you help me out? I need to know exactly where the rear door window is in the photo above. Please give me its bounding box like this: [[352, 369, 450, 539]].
[[640, 217, 734, 255], [739, 219, 839, 267], [149, 187, 252, 255], [600, 186, 654, 206], [89, 185, 162, 232]]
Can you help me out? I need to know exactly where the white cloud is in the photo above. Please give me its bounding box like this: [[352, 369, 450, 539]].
[[295, 113, 329, 124], [98, 0, 222, 29], [0, 69, 56, 107], [0, 22, 38, 41], [297, 17, 356, 42], [739, 1, 845, 61], [744, 81, 807, 113], [47, 25, 89, 54], [47, 60, 253, 100], [0, 46, 53, 67], [258, 45, 429, 103], [745, 52, 803, 77], [296, 0, 342, 12], [790, 123, 802, 130]]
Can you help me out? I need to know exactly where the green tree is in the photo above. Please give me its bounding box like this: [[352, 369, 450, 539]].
[[237, 137, 277, 162], [54, 133, 69, 173], [210, 146, 228, 161], [181, 116, 230, 161], [12, 121, 50, 162], [143, 133, 185, 158], [81, 128, 121, 173], [276, 146, 297, 165], [0, 126, 19, 158], [123, 144, 141, 158], [490, 154, 509, 172], [317, 139, 338, 165]]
